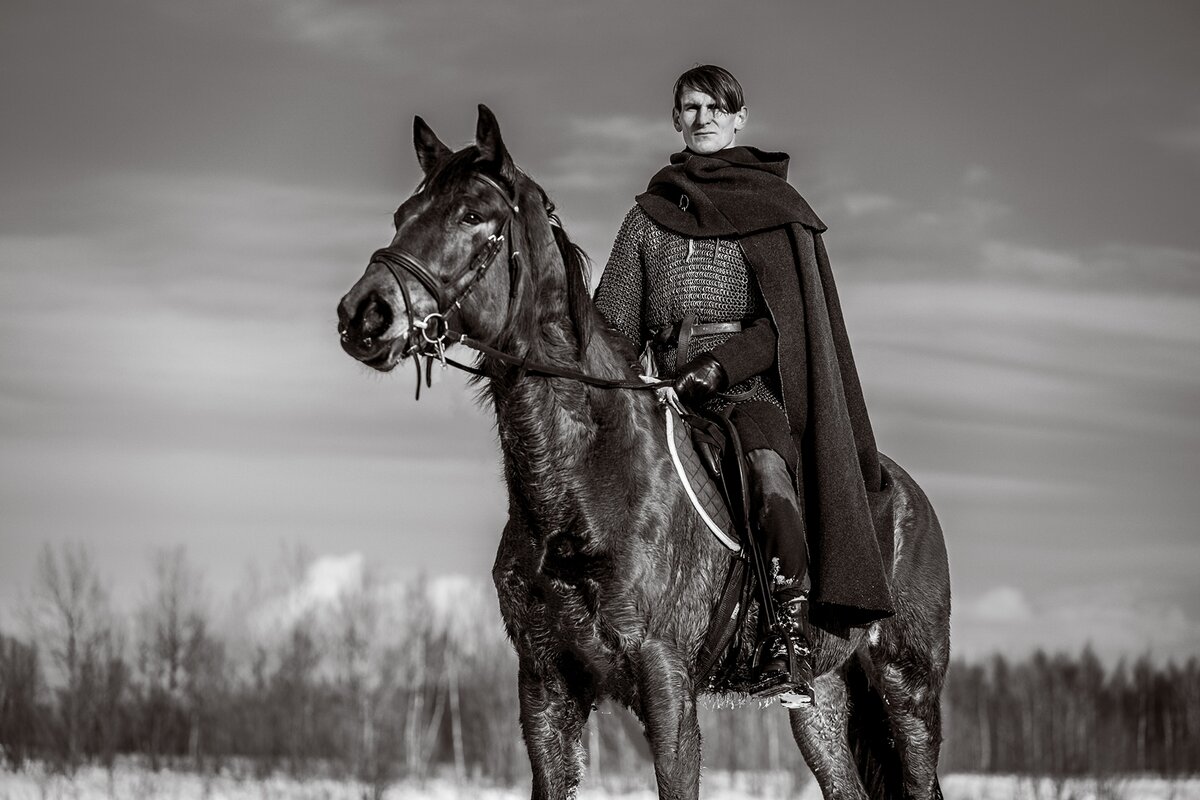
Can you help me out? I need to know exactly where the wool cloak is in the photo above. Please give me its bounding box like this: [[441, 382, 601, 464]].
[[636, 146, 894, 627]]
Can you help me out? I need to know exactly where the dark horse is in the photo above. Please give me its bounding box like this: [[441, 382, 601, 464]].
[[337, 106, 950, 800]]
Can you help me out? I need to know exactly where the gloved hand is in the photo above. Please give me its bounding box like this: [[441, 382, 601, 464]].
[[673, 353, 729, 406]]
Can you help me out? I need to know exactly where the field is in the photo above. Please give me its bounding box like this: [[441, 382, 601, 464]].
[[1, 766, 1197, 800]]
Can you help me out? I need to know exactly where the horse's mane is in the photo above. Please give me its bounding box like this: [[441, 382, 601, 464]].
[[545, 209, 595, 357], [420, 147, 597, 359]]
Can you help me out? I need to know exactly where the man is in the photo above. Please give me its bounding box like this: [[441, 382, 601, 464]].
[[594, 65, 894, 707]]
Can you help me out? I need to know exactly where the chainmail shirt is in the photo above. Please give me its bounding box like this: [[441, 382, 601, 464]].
[[594, 205, 785, 415]]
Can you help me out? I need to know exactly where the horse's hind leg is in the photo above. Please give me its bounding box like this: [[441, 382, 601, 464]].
[[788, 670, 869, 800], [864, 627, 949, 799], [518, 660, 595, 800], [866, 476, 951, 799], [634, 640, 701, 800]]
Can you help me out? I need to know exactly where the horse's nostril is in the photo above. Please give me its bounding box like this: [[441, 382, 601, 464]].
[[354, 291, 394, 340]]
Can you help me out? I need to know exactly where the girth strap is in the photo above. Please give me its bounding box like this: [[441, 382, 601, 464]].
[[696, 556, 750, 689]]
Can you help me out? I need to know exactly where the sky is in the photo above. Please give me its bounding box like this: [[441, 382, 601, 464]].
[[2, 0, 1198, 664]]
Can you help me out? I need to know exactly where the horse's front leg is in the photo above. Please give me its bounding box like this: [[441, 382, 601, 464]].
[[635, 640, 701, 800], [518, 661, 595, 800]]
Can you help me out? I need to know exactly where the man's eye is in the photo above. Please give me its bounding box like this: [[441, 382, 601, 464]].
[[461, 211, 484, 226]]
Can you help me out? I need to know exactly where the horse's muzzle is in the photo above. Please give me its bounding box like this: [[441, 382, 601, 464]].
[[337, 289, 404, 370]]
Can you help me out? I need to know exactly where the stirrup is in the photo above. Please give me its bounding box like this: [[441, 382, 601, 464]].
[[756, 595, 814, 706], [776, 685, 814, 709]]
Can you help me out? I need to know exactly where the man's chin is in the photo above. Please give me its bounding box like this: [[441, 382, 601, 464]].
[[687, 137, 728, 155]]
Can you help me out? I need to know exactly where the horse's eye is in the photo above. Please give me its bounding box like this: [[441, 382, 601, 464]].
[[461, 211, 484, 226]]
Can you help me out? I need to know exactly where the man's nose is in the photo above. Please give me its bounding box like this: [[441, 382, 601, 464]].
[[696, 107, 713, 125]]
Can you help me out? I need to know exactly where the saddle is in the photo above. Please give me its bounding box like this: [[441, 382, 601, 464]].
[[644, 319, 799, 695], [693, 411, 796, 693], [659, 400, 791, 696]]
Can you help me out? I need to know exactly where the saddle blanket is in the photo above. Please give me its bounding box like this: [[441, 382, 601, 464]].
[[665, 407, 740, 552]]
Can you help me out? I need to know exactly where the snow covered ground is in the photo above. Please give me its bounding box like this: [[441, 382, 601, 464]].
[[0, 766, 1196, 800]]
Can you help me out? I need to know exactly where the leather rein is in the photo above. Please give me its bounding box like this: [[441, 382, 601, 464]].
[[370, 172, 670, 399]]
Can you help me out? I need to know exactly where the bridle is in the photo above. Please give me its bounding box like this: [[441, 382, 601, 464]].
[[369, 172, 520, 367], [362, 171, 668, 399]]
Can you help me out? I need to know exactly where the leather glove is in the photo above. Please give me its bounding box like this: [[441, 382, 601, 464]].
[[673, 353, 729, 406]]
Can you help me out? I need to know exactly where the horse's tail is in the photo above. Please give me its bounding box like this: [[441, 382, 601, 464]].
[[844, 653, 907, 800]]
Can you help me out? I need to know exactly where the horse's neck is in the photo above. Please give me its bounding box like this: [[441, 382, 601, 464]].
[[487, 305, 646, 526]]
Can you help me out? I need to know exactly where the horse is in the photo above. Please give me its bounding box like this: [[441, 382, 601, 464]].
[[337, 105, 951, 800]]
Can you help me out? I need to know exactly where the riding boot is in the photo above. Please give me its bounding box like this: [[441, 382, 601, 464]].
[[744, 448, 814, 706], [757, 591, 814, 708]]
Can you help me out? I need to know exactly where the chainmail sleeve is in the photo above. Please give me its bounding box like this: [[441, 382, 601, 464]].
[[593, 206, 648, 350]]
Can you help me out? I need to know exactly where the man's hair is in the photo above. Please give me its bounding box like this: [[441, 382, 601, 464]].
[[672, 65, 745, 113]]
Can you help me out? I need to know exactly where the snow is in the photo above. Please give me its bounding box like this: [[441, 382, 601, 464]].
[[1, 766, 1196, 800]]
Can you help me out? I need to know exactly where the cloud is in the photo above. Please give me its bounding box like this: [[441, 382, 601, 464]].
[[237, 556, 508, 661], [963, 165, 991, 186], [268, 0, 395, 49], [821, 192, 1012, 281], [1157, 125, 1200, 155], [842, 192, 898, 217], [0, 166, 515, 611], [259, 552, 366, 630], [1146, 105, 1200, 160], [566, 115, 668, 148], [967, 586, 1034, 623], [917, 471, 1098, 504], [978, 240, 1200, 294], [0, 168, 506, 460], [978, 240, 1086, 283], [540, 114, 675, 192], [954, 581, 1200, 664], [848, 280, 1200, 417], [152, 0, 403, 55], [820, 164, 1200, 296]]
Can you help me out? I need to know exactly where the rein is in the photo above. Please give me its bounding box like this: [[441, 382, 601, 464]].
[[372, 172, 670, 398]]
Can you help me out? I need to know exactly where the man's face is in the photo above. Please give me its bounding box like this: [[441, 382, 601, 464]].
[[673, 87, 746, 154]]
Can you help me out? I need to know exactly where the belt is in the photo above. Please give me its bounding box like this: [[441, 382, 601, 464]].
[[650, 312, 746, 375]]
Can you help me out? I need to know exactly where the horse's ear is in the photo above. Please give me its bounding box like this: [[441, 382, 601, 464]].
[[474, 104, 516, 181], [414, 116, 451, 176]]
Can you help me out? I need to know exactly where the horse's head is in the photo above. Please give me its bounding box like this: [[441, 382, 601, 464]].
[[338, 105, 581, 373]]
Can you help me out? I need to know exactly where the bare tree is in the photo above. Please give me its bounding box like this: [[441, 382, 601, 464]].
[[139, 548, 206, 695], [134, 546, 211, 768], [87, 624, 129, 771], [28, 541, 111, 770], [0, 634, 42, 769], [329, 564, 383, 783]]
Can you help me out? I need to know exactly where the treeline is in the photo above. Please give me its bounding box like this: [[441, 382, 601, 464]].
[[1, 542, 1197, 787], [942, 649, 1200, 775], [0, 542, 529, 790]]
